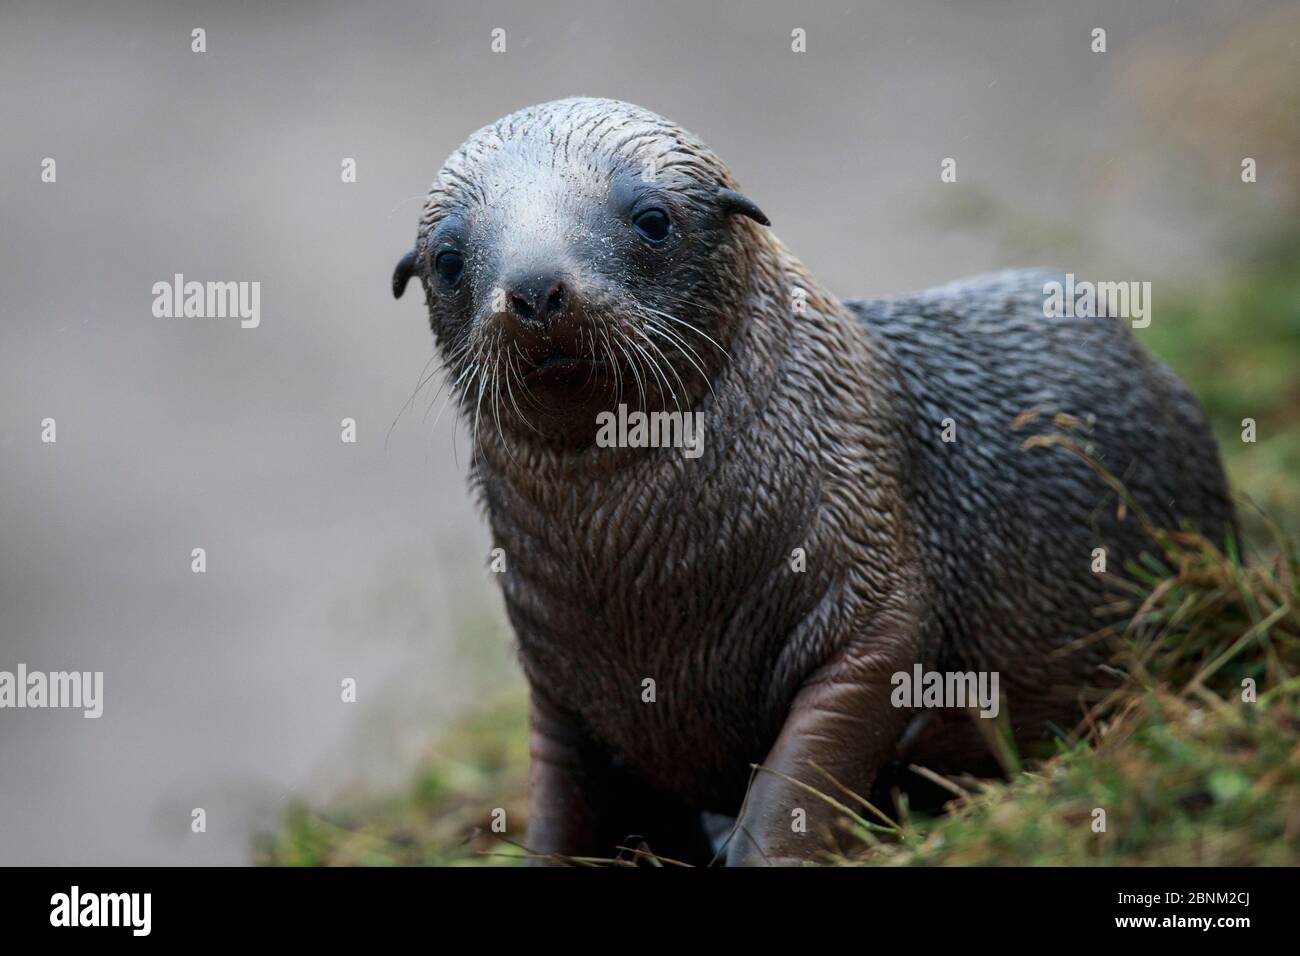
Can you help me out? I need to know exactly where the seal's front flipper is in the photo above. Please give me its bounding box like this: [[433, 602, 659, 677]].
[[726, 622, 919, 866]]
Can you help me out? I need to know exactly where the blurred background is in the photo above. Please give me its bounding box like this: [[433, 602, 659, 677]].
[[1, 0, 1296, 864]]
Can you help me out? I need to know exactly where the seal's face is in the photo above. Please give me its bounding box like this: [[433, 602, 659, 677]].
[[393, 98, 769, 448]]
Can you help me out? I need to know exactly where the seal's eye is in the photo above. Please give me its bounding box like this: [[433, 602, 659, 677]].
[[632, 208, 672, 244], [434, 250, 464, 287]]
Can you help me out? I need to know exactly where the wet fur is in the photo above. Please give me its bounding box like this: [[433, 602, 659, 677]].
[[396, 98, 1235, 863]]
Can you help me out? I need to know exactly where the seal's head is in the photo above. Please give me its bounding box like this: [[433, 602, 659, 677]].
[[393, 97, 770, 448]]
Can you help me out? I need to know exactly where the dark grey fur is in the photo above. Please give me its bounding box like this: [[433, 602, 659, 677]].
[[394, 99, 1234, 864]]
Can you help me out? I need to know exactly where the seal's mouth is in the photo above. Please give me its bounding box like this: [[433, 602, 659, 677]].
[[523, 352, 606, 380]]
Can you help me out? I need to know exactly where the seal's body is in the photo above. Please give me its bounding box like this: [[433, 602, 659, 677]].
[[393, 98, 1233, 864]]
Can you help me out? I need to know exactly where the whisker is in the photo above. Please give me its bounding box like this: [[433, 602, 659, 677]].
[[643, 304, 731, 359], [429, 351, 477, 431], [643, 317, 716, 404], [613, 328, 647, 412], [626, 335, 682, 416], [598, 328, 623, 403], [469, 355, 492, 467], [488, 333, 519, 464], [503, 345, 539, 435], [387, 351, 444, 452], [628, 321, 690, 410]]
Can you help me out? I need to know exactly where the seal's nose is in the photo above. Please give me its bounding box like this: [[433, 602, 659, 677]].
[[502, 271, 569, 329]]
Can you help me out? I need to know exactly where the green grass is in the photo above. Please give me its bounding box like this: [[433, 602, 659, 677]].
[[858, 691, 1300, 866], [1141, 241, 1300, 542], [256, 698, 529, 866]]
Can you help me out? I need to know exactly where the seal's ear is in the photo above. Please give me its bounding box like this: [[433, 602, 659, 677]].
[[392, 249, 418, 299], [717, 187, 771, 227]]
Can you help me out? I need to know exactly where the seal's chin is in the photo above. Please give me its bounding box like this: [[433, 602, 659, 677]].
[[508, 351, 618, 446]]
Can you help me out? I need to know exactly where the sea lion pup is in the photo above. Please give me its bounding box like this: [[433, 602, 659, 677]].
[[392, 97, 1234, 865]]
